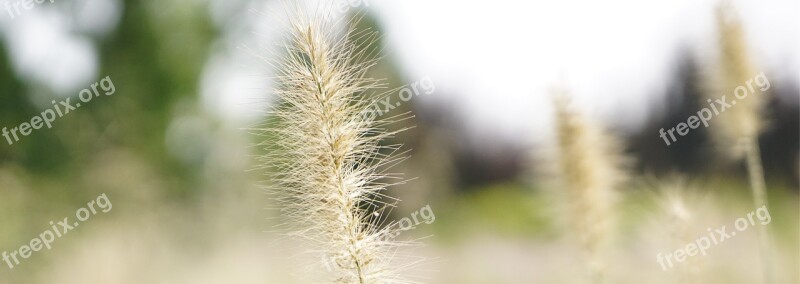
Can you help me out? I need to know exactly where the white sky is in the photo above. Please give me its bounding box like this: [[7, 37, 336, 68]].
[[0, 0, 796, 143], [366, 0, 799, 141], [202, 0, 798, 144], [0, 0, 121, 98]]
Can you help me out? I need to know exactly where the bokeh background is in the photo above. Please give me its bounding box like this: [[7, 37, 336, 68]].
[[0, 0, 797, 283]]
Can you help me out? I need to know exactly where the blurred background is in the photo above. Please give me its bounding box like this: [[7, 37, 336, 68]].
[[0, 0, 797, 283]]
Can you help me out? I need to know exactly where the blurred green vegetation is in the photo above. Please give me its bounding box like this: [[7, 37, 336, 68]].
[[0, 1, 796, 283]]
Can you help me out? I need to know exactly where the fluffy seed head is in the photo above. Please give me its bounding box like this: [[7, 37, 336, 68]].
[[654, 178, 703, 284], [706, 2, 767, 157], [551, 88, 627, 282], [258, 5, 421, 284]]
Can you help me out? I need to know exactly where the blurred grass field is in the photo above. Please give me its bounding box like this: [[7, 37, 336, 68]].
[[0, 0, 797, 283]]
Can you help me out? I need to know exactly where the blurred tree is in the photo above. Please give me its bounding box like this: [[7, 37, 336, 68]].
[[90, 0, 216, 197], [629, 51, 712, 175], [0, 42, 71, 173]]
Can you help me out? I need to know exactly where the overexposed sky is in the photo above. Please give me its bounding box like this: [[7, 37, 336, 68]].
[[202, 0, 797, 143], [0, 0, 122, 94], [1, 0, 795, 143], [366, 0, 798, 141]]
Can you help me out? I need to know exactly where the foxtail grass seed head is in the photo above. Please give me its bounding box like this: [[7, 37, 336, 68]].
[[707, 5, 775, 281], [259, 4, 423, 284], [707, 2, 767, 158], [655, 179, 703, 284], [551, 89, 627, 283]]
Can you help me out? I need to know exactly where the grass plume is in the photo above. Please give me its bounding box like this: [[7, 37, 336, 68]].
[[708, 2, 767, 155], [551, 89, 627, 283], [708, 3, 773, 283], [655, 178, 702, 284], [259, 5, 421, 283]]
